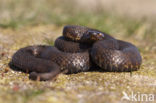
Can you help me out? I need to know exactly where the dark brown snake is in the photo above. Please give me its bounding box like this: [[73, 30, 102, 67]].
[[9, 25, 142, 81]]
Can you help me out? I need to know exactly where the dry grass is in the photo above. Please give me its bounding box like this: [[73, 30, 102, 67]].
[[0, 0, 156, 103], [0, 24, 155, 103], [76, 0, 156, 20]]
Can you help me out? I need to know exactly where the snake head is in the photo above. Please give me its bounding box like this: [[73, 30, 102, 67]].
[[87, 30, 105, 41]]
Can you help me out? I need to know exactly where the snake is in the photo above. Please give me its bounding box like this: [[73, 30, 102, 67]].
[[9, 25, 142, 81]]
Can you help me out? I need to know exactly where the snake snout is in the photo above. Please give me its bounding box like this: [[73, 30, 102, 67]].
[[87, 31, 105, 41]]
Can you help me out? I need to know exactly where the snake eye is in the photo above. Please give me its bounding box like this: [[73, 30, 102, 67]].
[[97, 32, 104, 38]]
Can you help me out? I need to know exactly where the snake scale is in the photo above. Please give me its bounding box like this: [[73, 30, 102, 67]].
[[9, 25, 142, 81]]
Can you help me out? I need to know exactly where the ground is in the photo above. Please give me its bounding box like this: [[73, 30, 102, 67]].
[[0, 0, 156, 103], [0, 25, 155, 103]]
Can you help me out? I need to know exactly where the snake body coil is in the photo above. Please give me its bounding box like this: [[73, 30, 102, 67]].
[[9, 25, 142, 81]]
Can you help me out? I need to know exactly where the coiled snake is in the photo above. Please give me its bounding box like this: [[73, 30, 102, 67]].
[[9, 25, 142, 81]]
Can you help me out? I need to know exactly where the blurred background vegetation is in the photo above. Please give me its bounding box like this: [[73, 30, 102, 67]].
[[0, 0, 156, 41]]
